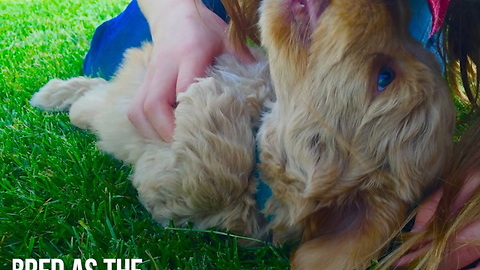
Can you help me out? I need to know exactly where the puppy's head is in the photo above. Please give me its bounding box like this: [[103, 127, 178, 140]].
[[258, 0, 455, 268]]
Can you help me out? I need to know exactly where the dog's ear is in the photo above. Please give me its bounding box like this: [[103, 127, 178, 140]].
[[291, 192, 407, 270]]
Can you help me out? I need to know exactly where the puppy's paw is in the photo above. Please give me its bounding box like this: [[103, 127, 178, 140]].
[[31, 77, 106, 111]]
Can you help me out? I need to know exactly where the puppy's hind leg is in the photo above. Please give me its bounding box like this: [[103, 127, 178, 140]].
[[31, 77, 108, 129], [31, 77, 107, 111]]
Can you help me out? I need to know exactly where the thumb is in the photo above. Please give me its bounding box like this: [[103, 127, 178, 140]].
[[411, 189, 443, 232], [175, 53, 213, 94], [439, 219, 480, 270], [223, 37, 256, 64]]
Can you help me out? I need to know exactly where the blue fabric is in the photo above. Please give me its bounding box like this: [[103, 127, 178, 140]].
[[83, 0, 150, 79], [409, 0, 444, 67], [254, 144, 273, 212], [256, 179, 273, 211], [409, 0, 442, 58], [83, 0, 227, 79], [409, 0, 432, 44], [84, 0, 438, 80]]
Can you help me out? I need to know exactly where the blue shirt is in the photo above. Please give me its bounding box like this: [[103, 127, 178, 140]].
[[84, 0, 437, 79]]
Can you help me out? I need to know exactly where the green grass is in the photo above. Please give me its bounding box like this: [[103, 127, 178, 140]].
[[0, 1, 291, 269]]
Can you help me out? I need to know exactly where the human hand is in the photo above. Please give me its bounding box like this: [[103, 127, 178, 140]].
[[129, 0, 254, 142], [395, 172, 480, 269]]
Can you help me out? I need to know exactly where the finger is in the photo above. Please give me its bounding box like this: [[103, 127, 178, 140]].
[[411, 189, 444, 232], [222, 36, 256, 64], [230, 46, 256, 63], [393, 243, 431, 267], [439, 245, 480, 270], [142, 66, 178, 142], [394, 243, 480, 270], [473, 260, 480, 270], [145, 99, 175, 142], [452, 173, 480, 214], [175, 53, 212, 94], [135, 56, 178, 142], [433, 219, 480, 270], [128, 86, 162, 140]]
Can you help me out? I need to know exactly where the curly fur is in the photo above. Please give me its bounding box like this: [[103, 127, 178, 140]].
[[31, 0, 456, 269], [32, 46, 274, 238]]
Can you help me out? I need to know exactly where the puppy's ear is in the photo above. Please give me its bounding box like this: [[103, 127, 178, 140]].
[[292, 193, 407, 270]]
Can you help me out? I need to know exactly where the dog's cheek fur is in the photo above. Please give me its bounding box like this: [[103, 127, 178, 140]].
[[291, 193, 408, 270], [304, 53, 455, 204]]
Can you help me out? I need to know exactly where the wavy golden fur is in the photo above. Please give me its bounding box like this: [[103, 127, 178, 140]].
[[228, 0, 480, 268], [31, 48, 274, 238], [257, 1, 454, 269], [377, 120, 480, 270], [377, 0, 480, 268], [31, 0, 461, 269]]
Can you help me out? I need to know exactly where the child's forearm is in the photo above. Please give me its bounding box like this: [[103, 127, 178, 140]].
[[137, 0, 206, 36]]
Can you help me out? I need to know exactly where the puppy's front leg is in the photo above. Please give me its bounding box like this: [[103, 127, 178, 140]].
[[132, 77, 265, 238]]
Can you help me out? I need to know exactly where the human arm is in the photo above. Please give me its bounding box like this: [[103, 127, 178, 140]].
[[129, 0, 254, 142]]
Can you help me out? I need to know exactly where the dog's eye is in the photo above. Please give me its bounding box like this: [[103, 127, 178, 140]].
[[377, 66, 395, 91]]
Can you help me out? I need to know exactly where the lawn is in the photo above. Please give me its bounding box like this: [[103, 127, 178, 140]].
[[0, 1, 291, 269]]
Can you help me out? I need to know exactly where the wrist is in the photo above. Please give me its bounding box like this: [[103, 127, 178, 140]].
[[138, 0, 208, 34]]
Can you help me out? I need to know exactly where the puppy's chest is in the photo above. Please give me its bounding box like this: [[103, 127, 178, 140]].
[[208, 54, 277, 211]]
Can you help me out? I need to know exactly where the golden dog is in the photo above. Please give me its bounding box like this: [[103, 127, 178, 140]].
[[31, 0, 456, 269]]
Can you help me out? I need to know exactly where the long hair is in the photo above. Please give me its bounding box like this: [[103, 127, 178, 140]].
[[378, 0, 480, 268], [440, 0, 480, 112], [220, 0, 261, 51], [377, 120, 480, 269]]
